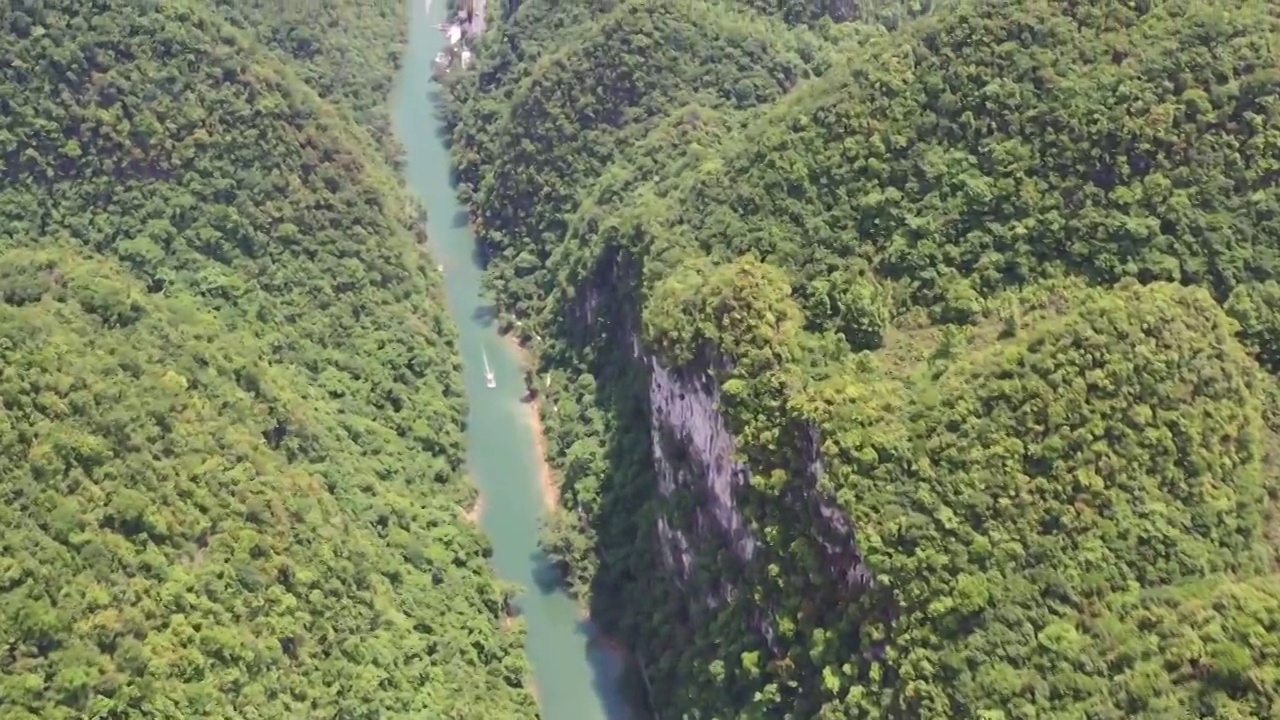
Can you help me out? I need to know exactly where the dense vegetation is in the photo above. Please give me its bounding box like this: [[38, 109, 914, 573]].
[[0, 1, 536, 718], [209, 0, 408, 162], [445, 0, 1280, 717]]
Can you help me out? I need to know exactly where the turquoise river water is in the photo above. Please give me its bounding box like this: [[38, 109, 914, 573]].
[[392, 1, 641, 718]]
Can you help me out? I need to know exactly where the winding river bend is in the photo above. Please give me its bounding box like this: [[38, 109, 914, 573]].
[[393, 1, 639, 718]]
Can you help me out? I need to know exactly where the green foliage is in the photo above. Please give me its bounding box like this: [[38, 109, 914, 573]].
[[731, 0, 1279, 304], [800, 265, 893, 350], [446, 0, 1280, 718], [644, 255, 804, 371], [735, 0, 943, 27], [210, 0, 409, 162], [1227, 281, 1280, 374], [0, 1, 536, 717], [801, 281, 1273, 717], [445, 0, 823, 324]]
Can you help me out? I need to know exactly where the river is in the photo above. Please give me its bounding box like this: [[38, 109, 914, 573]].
[[392, 1, 639, 718]]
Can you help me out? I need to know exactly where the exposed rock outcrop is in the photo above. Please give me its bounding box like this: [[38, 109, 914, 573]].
[[640, 336, 874, 655]]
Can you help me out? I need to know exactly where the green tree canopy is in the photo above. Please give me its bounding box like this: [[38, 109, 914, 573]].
[[445, 0, 1280, 717], [0, 1, 537, 717]]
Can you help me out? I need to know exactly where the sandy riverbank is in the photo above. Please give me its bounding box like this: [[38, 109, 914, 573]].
[[504, 333, 559, 512], [503, 334, 639, 706], [463, 493, 483, 524]]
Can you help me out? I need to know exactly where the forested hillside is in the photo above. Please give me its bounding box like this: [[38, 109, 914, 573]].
[[445, 0, 829, 319], [0, 1, 536, 718], [209, 0, 407, 161], [445, 0, 1280, 717]]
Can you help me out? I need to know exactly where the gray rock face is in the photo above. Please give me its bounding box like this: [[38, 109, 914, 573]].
[[638, 333, 875, 650], [647, 355, 758, 573], [799, 424, 876, 592]]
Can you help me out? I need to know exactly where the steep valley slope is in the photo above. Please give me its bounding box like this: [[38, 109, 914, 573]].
[[0, 1, 537, 718], [444, 0, 1280, 717]]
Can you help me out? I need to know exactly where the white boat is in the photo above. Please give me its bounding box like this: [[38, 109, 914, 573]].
[[483, 348, 496, 389]]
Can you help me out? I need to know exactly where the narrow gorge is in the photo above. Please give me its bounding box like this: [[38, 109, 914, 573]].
[[397, 0, 641, 717], [444, 0, 1280, 718]]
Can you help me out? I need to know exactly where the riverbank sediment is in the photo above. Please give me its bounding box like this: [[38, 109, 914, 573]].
[[505, 333, 560, 512], [464, 493, 483, 524], [499, 335, 640, 691], [527, 402, 559, 512]]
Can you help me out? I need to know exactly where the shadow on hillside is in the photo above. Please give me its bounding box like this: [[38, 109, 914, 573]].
[[426, 82, 653, 720], [534, 294, 663, 719]]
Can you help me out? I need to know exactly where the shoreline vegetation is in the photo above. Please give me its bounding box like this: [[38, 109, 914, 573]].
[[504, 329, 639, 691], [505, 333, 560, 512]]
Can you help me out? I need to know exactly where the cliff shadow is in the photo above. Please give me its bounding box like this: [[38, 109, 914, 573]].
[[529, 547, 562, 595], [578, 618, 647, 720], [472, 304, 499, 328], [471, 238, 490, 270], [577, 343, 664, 719], [525, 551, 643, 718], [516, 251, 663, 718]]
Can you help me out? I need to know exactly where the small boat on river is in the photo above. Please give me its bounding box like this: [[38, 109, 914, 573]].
[[483, 348, 496, 389]]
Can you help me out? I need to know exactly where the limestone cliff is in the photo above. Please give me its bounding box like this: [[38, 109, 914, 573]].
[[639, 332, 874, 654]]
